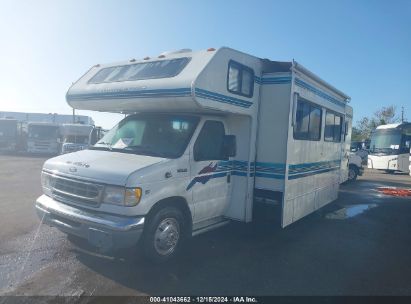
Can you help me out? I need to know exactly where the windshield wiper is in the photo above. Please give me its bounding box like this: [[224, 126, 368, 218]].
[[95, 142, 113, 150], [124, 145, 167, 157]]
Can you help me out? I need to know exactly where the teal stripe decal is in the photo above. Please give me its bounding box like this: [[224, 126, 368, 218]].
[[255, 76, 292, 85], [66, 88, 192, 101], [195, 88, 253, 108]]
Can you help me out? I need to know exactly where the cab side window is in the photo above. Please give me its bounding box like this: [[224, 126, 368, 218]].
[[194, 121, 226, 161]]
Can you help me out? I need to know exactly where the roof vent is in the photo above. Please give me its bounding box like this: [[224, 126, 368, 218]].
[[159, 49, 192, 56]]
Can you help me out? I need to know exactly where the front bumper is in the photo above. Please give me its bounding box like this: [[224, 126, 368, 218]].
[[35, 194, 145, 251]]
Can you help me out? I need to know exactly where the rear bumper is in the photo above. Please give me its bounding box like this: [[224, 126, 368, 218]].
[[35, 194, 145, 251], [358, 166, 364, 176]]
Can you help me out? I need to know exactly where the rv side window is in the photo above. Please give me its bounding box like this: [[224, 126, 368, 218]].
[[324, 111, 343, 142], [194, 121, 226, 161], [227, 61, 254, 98], [293, 99, 322, 141]]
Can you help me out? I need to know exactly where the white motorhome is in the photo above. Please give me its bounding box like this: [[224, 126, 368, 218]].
[[368, 123, 411, 173], [60, 124, 95, 154], [27, 122, 60, 154], [35, 47, 351, 262]]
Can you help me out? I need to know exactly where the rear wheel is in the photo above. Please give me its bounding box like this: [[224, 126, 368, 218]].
[[142, 206, 185, 263]]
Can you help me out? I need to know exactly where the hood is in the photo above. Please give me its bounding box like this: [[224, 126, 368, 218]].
[[43, 149, 166, 185]]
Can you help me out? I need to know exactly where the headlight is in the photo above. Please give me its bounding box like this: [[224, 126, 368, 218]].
[[103, 186, 142, 207], [41, 172, 53, 196]]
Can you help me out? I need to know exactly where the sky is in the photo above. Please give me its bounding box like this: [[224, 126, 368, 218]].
[[0, 0, 410, 129]]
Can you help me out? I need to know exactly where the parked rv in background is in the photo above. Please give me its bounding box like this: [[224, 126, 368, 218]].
[[27, 122, 61, 154], [60, 124, 107, 154], [368, 122, 411, 173], [0, 111, 99, 155], [60, 124, 94, 154], [0, 119, 18, 152]]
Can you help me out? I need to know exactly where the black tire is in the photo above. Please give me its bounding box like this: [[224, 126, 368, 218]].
[[142, 206, 186, 263], [385, 170, 395, 174], [348, 165, 358, 182]]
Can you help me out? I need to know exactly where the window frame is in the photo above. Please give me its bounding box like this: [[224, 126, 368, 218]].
[[226, 60, 255, 98], [193, 120, 227, 162], [324, 109, 343, 143], [293, 97, 323, 141]]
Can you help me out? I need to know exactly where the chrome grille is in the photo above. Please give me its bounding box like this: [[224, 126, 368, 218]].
[[46, 173, 103, 206]]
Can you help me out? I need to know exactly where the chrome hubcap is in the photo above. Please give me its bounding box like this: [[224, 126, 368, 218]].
[[154, 218, 180, 256]]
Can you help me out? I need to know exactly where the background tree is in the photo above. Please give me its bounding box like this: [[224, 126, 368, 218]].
[[354, 105, 400, 141], [373, 105, 400, 125]]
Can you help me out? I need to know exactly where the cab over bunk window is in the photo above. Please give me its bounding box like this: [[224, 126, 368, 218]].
[[293, 98, 322, 141], [324, 111, 343, 142], [227, 61, 254, 98], [88, 57, 191, 84]]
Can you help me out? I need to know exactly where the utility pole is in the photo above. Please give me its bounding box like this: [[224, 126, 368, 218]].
[[401, 106, 404, 122]]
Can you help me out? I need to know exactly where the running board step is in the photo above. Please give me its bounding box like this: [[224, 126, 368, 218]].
[[192, 220, 231, 237]]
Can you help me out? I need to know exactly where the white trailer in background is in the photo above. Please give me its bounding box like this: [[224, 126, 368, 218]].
[[60, 124, 94, 154], [27, 122, 60, 154], [368, 123, 411, 173], [35, 47, 351, 262], [0, 119, 18, 152]]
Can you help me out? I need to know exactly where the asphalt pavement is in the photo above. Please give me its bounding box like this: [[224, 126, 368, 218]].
[[0, 154, 410, 296]]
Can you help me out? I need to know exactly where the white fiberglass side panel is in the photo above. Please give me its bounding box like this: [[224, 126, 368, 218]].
[[66, 50, 215, 113], [254, 73, 292, 193], [282, 70, 348, 227], [192, 47, 261, 117]]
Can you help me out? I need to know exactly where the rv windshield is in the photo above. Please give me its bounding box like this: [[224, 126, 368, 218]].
[[88, 58, 190, 84], [64, 135, 89, 144], [370, 129, 402, 155], [92, 114, 199, 158], [28, 125, 59, 140]]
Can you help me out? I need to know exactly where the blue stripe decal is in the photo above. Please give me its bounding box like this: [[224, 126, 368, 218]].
[[67, 88, 192, 101], [188, 159, 341, 188], [288, 167, 340, 180], [194, 88, 253, 108], [294, 78, 346, 108], [255, 76, 292, 85]]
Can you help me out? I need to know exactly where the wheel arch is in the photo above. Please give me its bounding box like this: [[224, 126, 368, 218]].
[[146, 196, 193, 236]]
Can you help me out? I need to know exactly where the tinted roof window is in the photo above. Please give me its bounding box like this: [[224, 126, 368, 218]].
[[88, 58, 190, 84]]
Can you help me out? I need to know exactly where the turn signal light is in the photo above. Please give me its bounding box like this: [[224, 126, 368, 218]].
[[207, 48, 216, 52]]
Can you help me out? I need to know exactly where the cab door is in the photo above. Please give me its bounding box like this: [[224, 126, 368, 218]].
[[189, 120, 231, 224]]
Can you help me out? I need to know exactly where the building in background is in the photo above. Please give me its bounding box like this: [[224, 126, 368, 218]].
[[0, 111, 94, 125]]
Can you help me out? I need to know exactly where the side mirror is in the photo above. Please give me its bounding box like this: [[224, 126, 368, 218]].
[[223, 135, 236, 158]]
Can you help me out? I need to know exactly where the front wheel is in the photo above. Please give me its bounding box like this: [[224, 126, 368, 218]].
[[142, 207, 185, 263], [348, 166, 358, 182]]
